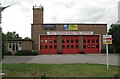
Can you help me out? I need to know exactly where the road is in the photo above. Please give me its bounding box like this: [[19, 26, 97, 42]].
[[2, 54, 119, 66]]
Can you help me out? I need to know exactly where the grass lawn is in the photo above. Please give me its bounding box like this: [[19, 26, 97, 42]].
[[2, 63, 119, 77]]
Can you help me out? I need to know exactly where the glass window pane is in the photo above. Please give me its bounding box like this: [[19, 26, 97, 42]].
[[92, 39, 94, 43], [76, 40, 78, 43], [96, 40, 99, 43], [45, 40, 47, 43], [40, 45, 44, 49], [49, 40, 52, 43], [88, 44, 90, 48], [62, 45, 65, 49], [67, 45, 69, 49], [67, 40, 69, 43], [54, 45, 57, 49], [83, 40, 86, 43], [50, 45, 52, 49], [96, 45, 99, 48], [62, 40, 65, 43], [83, 45, 86, 48], [45, 45, 48, 49], [92, 44, 95, 48], [76, 45, 79, 49], [88, 39, 90, 43], [40, 40, 44, 43], [71, 40, 74, 43], [71, 45, 74, 49], [54, 40, 57, 43]]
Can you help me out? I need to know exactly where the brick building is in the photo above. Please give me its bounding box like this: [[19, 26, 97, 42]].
[[7, 39, 33, 52], [31, 5, 107, 54]]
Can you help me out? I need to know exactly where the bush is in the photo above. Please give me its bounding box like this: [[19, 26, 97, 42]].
[[5, 51, 14, 55], [101, 49, 106, 54], [16, 50, 39, 56], [80, 51, 85, 54]]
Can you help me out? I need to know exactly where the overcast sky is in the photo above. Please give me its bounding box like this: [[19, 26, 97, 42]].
[[1, 0, 119, 38]]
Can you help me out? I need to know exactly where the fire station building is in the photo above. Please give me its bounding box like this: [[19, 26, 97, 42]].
[[31, 6, 107, 54]]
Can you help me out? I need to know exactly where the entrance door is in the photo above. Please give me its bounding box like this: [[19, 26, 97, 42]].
[[91, 36, 99, 53], [83, 36, 91, 54], [62, 35, 79, 54], [49, 36, 57, 54], [83, 35, 99, 54], [40, 35, 57, 54], [40, 35, 49, 54]]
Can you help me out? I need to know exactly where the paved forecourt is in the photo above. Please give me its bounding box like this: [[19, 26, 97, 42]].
[[2, 54, 119, 66]]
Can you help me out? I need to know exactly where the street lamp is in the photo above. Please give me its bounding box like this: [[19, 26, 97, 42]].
[[0, 2, 11, 78], [0, 3, 11, 60]]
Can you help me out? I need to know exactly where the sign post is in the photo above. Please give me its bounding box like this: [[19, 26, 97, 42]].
[[103, 34, 112, 69]]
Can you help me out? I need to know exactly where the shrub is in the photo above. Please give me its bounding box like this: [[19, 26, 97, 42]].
[[80, 51, 84, 54], [101, 49, 106, 53], [16, 50, 39, 56]]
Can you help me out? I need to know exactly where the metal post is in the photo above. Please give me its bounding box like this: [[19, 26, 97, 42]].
[[0, 3, 2, 79], [106, 43, 109, 69]]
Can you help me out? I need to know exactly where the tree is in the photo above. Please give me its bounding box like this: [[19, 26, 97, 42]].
[[2, 33, 7, 58], [6, 31, 21, 39], [108, 24, 120, 53], [24, 37, 31, 40], [2, 31, 21, 57]]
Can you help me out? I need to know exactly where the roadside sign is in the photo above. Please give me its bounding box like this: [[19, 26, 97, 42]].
[[103, 35, 112, 44], [103, 34, 112, 69]]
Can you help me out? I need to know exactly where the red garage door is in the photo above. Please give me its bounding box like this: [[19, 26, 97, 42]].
[[40, 35, 48, 54], [83, 35, 100, 54], [40, 35, 57, 54], [49, 36, 57, 54], [62, 35, 79, 54]]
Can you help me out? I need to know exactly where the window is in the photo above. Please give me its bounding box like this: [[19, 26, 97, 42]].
[[45, 45, 48, 49], [62, 45, 65, 49], [71, 40, 74, 43], [67, 45, 69, 49], [45, 40, 47, 43], [83, 40, 86, 43], [76, 45, 79, 49], [67, 40, 69, 43], [9, 44, 11, 48], [40, 40, 44, 43], [40, 45, 44, 49], [54, 45, 57, 49], [92, 44, 95, 48], [96, 40, 99, 43], [92, 39, 94, 43], [76, 40, 78, 43], [88, 44, 90, 48], [83, 45, 86, 48], [96, 45, 99, 48], [88, 39, 90, 43], [54, 40, 57, 43], [19, 42, 21, 44], [49, 45, 52, 49], [62, 40, 65, 43], [71, 45, 74, 49], [9, 42, 11, 48], [49, 40, 52, 43]]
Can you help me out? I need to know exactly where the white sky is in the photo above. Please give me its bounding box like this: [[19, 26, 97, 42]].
[[0, 0, 119, 38]]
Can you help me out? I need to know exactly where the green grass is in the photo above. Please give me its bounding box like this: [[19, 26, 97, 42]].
[[2, 63, 119, 77]]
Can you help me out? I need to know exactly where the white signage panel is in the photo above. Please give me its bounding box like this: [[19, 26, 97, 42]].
[[47, 31, 93, 35]]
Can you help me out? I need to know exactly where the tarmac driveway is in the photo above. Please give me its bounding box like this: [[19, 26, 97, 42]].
[[2, 54, 119, 66]]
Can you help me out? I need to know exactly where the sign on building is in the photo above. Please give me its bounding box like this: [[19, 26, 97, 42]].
[[47, 31, 93, 35], [64, 24, 78, 30], [103, 35, 112, 44], [42, 24, 56, 30]]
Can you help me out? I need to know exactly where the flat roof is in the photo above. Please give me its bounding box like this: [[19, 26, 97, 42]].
[[31, 23, 107, 25], [8, 39, 33, 42]]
